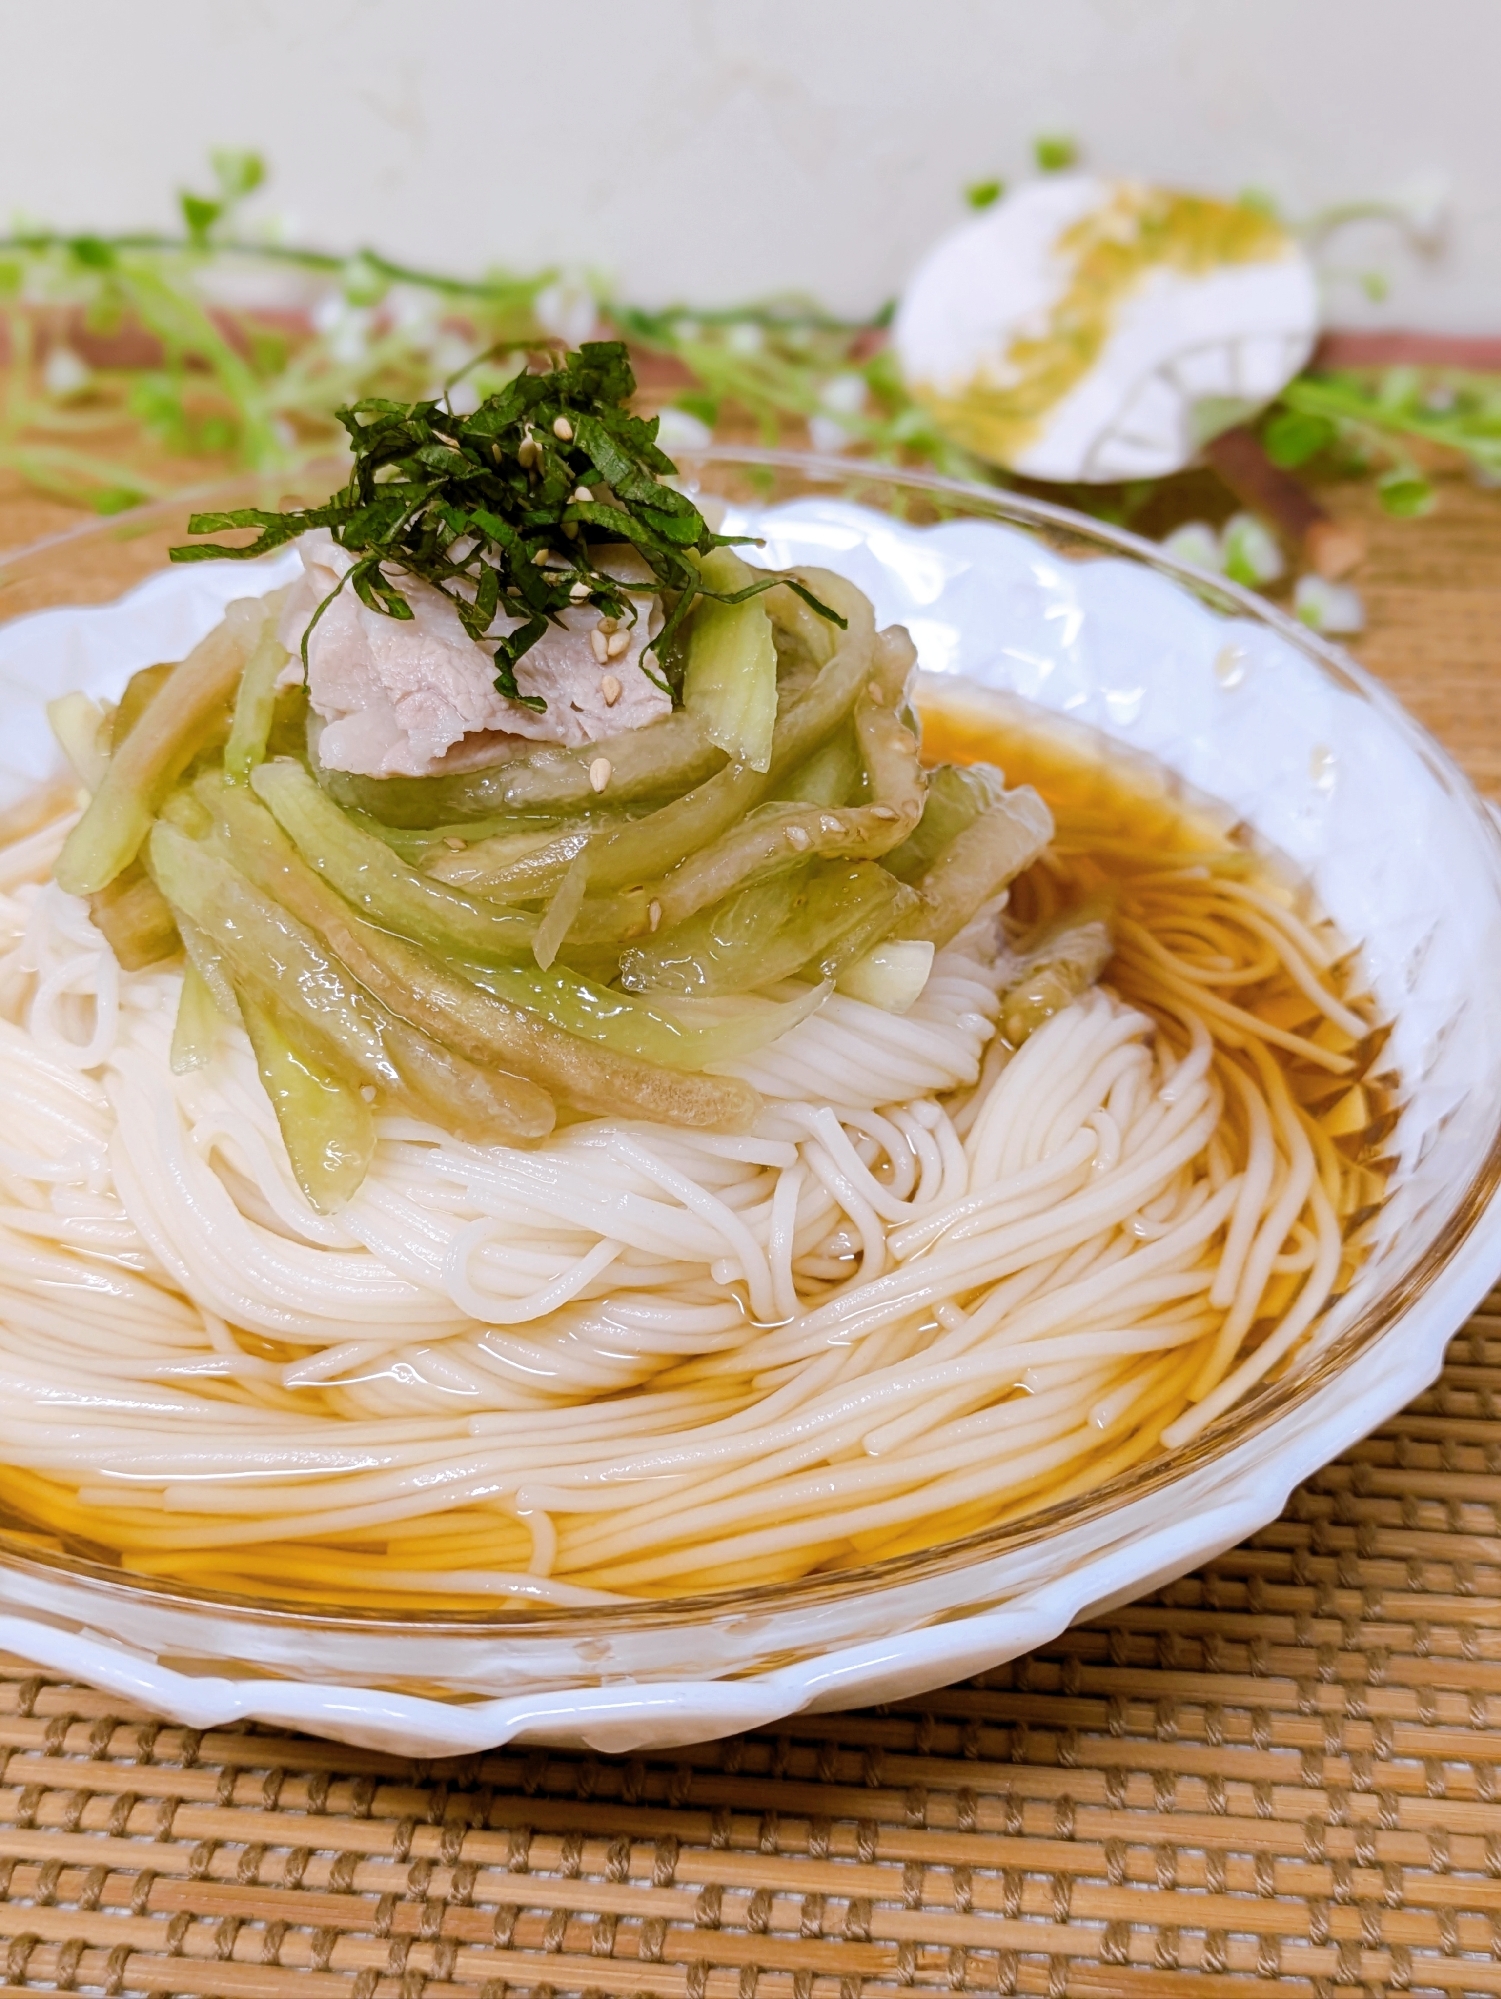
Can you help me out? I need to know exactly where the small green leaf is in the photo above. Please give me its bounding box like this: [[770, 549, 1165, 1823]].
[[211, 149, 265, 202], [676, 391, 721, 428], [180, 192, 223, 242], [1262, 408, 1337, 469], [1033, 135, 1078, 173], [965, 178, 1004, 210], [1377, 471, 1435, 518], [67, 235, 113, 270], [92, 487, 145, 516], [1376, 365, 1421, 414]]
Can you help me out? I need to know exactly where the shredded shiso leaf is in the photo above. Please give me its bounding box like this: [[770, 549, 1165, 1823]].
[[167, 341, 843, 703]]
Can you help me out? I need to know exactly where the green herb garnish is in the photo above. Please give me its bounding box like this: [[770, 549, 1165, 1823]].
[[168, 340, 843, 706]]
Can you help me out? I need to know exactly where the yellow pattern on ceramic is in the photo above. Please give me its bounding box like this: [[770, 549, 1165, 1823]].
[[894, 176, 1319, 482], [924, 188, 1285, 466]]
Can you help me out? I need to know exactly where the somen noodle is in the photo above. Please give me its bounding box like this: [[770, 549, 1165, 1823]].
[[0, 343, 1390, 1607], [0, 735, 1386, 1607]]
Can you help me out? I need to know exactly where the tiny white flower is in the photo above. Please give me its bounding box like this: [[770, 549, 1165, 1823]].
[[311, 289, 348, 335], [1222, 512, 1284, 587], [388, 286, 442, 341], [654, 407, 713, 453], [1294, 573, 1365, 635], [1390, 169, 1451, 251], [809, 414, 853, 454], [330, 309, 374, 365], [42, 345, 90, 400], [534, 275, 598, 347], [428, 333, 477, 379], [1160, 521, 1225, 574], [819, 372, 868, 418]]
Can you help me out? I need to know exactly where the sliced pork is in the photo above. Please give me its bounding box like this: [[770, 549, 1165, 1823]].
[[277, 530, 669, 778]]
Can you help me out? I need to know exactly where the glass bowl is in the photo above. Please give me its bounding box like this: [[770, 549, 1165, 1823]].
[[0, 449, 1497, 1757]]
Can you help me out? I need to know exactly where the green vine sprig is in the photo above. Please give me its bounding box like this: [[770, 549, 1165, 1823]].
[[0, 152, 1498, 532], [1260, 369, 1501, 517]]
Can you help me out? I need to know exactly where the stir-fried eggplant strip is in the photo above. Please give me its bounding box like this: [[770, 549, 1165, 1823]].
[[150, 823, 404, 1088], [314, 708, 727, 826], [869, 624, 919, 708], [86, 862, 180, 970], [425, 822, 594, 899], [573, 694, 926, 952], [224, 619, 291, 783], [58, 596, 267, 896], [250, 760, 537, 957], [302, 896, 761, 1131], [570, 579, 878, 908], [150, 822, 556, 1144], [108, 663, 178, 751], [898, 788, 1056, 947], [195, 777, 757, 1127], [175, 912, 240, 1025], [681, 550, 780, 772], [169, 960, 220, 1075], [453, 957, 824, 1068], [237, 988, 376, 1214], [772, 723, 863, 809], [760, 566, 857, 671], [999, 910, 1115, 1046], [203, 775, 813, 1072], [885, 762, 1006, 882], [620, 862, 918, 997]]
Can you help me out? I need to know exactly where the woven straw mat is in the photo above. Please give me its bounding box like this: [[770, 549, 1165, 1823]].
[[0, 463, 1500, 1997]]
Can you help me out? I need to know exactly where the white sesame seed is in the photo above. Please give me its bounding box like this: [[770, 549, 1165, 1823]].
[[571, 485, 593, 504], [648, 900, 663, 932], [569, 580, 591, 601], [786, 825, 812, 851], [590, 628, 609, 662], [518, 436, 538, 468], [552, 415, 574, 440], [588, 756, 612, 793], [601, 674, 622, 706], [605, 629, 631, 658], [359, 1085, 377, 1103], [869, 804, 898, 821], [532, 547, 551, 565]]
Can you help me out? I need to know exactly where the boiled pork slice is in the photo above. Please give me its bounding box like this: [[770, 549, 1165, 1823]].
[[276, 530, 669, 778]]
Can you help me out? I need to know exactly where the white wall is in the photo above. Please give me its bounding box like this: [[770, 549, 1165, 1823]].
[[3, 0, 1497, 329]]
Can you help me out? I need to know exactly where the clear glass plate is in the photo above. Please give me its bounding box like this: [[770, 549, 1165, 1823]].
[[0, 449, 1497, 1756]]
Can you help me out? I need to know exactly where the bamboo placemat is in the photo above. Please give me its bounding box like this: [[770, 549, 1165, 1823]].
[[0, 1290, 1497, 1996], [0, 458, 1498, 1995]]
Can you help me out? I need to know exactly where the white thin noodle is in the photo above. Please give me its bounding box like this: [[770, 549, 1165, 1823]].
[[0, 803, 1368, 1603]]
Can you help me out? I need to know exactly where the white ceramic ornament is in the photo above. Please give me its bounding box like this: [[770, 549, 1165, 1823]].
[[894, 175, 1320, 482]]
